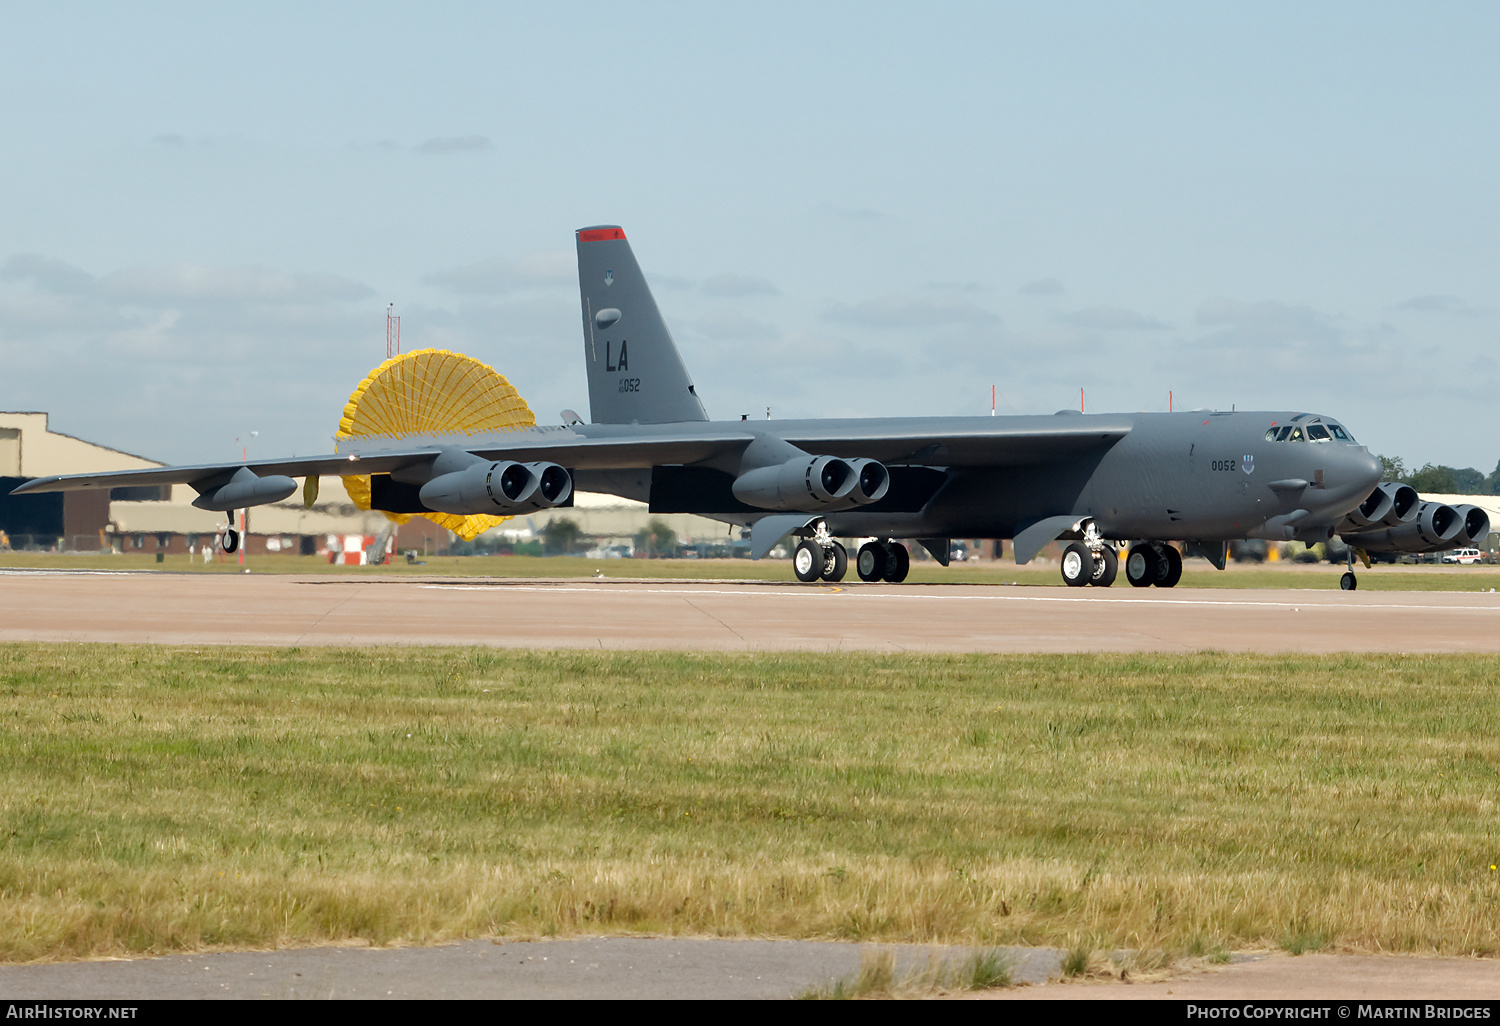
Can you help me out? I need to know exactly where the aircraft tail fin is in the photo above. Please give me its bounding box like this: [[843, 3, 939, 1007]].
[[576, 226, 708, 424]]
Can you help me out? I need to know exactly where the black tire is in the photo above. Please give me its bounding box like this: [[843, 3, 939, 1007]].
[[1157, 545, 1183, 588], [793, 540, 822, 583], [856, 542, 887, 583], [1091, 545, 1118, 587], [222, 529, 240, 554], [883, 543, 910, 583], [1126, 545, 1156, 587], [1061, 542, 1094, 587], [822, 542, 848, 583], [1340, 571, 1357, 591]]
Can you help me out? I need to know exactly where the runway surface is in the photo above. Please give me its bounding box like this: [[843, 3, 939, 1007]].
[[1, 939, 1494, 1000], [3, 569, 1500, 652]]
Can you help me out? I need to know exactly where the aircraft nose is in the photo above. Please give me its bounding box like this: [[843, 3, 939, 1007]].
[[1334, 447, 1383, 502]]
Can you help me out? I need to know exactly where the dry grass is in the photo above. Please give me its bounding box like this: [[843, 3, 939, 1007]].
[[3, 645, 1499, 962]]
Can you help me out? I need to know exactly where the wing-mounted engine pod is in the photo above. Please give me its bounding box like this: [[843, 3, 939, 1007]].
[[419, 460, 572, 515], [1340, 485, 1395, 531], [732, 455, 865, 511], [844, 458, 890, 505], [1410, 501, 1463, 548], [1342, 499, 1464, 553], [1377, 482, 1419, 526], [527, 461, 573, 507], [1449, 504, 1491, 548]]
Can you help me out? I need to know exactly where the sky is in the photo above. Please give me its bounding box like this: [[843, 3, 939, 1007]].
[[1, 2, 1496, 472]]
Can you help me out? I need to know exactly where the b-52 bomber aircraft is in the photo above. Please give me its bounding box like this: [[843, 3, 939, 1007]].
[[12, 226, 1489, 590]]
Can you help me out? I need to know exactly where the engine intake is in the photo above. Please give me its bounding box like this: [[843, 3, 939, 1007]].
[[419, 459, 572, 515], [732, 455, 889, 511], [1341, 500, 1464, 553]]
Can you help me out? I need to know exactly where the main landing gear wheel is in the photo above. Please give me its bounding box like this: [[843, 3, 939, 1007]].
[[883, 542, 909, 583], [1155, 545, 1183, 588], [1091, 544, 1119, 587], [856, 542, 887, 583], [1061, 542, 1095, 587], [1126, 545, 1156, 587], [793, 541, 823, 583], [822, 542, 848, 583], [222, 528, 240, 554]]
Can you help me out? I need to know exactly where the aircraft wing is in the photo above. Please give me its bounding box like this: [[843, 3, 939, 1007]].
[[9, 416, 1133, 496], [6, 453, 417, 495], [771, 415, 1134, 467]]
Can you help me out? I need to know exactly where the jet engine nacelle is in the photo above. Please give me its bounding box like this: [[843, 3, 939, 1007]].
[[1448, 504, 1491, 548], [731, 455, 888, 511], [418, 460, 572, 515], [1341, 500, 1464, 553], [191, 467, 298, 511]]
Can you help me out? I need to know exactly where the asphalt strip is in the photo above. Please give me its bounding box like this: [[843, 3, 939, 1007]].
[[415, 583, 1500, 614]]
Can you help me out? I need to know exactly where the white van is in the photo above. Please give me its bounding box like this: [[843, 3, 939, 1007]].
[[1441, 548, 1484, 565]]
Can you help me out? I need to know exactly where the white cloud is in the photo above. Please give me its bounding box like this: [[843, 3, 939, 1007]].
[[414, 135, 492, 155], [699, 272, 778, 298], [424, 252, 575, 295], [691, 311, 779, 341], [99, 265, 371, 305], [1058, 305, 1169, 331], [826, 295, 1001, 329]]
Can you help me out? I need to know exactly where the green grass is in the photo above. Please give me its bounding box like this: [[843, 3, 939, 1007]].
[[5, 550, 1500, 591], [3, 645, 1500, 962]]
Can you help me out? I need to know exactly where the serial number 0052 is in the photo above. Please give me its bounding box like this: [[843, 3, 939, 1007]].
[[1210, 459, 1238, 471], [618, 378, 640, 393]]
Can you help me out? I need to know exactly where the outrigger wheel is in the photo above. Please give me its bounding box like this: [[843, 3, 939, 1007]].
[[222, 527, 240, 554]]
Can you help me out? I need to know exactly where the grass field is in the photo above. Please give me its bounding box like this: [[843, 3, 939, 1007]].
[[4, 550, 1500, 591], [3, 644, 1498, 963]]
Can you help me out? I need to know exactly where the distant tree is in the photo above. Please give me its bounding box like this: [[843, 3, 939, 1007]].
[[541, 516, 583, 555], [1376, 454, 1405, 482], [1489, 459, 1500, 495], [636, 518, 677, 558], [1450, 466, 1486, 494]]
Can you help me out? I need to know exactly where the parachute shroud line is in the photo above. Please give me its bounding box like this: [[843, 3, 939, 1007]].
[[335, 348, 537, 541]]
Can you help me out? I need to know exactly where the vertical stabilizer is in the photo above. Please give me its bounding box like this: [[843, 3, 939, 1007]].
[[576, 226, 708, 424]]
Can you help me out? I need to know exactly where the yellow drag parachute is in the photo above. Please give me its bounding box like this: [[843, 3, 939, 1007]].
[[334, 349, 537, 541]]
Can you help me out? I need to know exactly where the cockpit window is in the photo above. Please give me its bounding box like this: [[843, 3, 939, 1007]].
[[1275, 426, 1293, 441], [1307, 424, 1331, 442], [1288, 427, 1304, 441], [1329, 424, 1352, 441], [1265, 428, 1278, 441]]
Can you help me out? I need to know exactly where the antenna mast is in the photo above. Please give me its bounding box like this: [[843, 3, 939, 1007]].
[[386, 303, 401, 359]]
